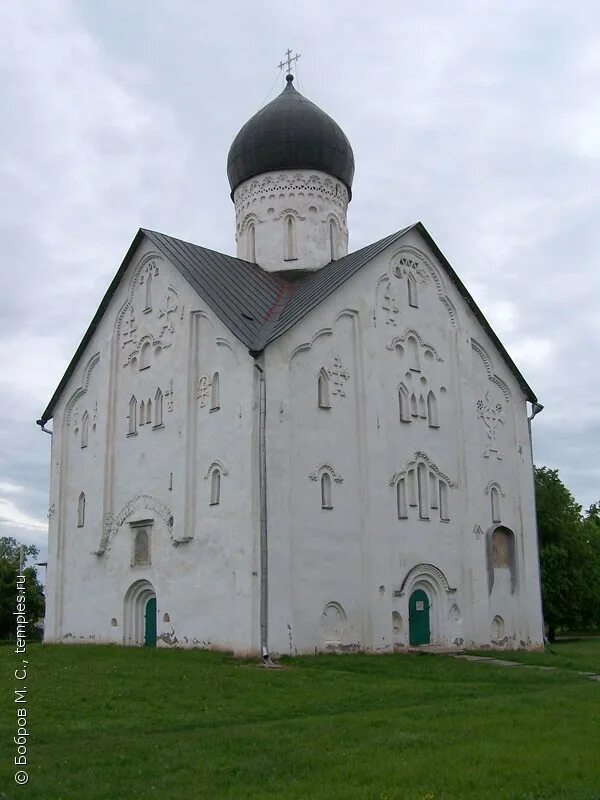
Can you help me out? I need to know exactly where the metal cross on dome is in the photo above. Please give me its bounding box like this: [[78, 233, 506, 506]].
[[278, 49, 301, 77]]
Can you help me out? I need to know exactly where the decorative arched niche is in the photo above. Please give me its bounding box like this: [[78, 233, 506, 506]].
[[486, 525, 517, 595], [123, 579, 156, 646], [321, 601, 347, 646], [397, 563, 456, 646], [96, 495, 175, 555]]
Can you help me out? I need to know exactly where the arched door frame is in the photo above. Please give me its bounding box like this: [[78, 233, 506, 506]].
[[399, 563, 455, 646], [123, 579, 156, 646]]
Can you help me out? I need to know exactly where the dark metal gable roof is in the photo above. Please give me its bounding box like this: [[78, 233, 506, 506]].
[[41, 223, 535, 422]]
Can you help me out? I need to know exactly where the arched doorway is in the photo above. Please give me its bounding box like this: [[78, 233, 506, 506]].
[[399, 563, 455, 647], [123, 580, 157, 646], [409, 588, 431, 645]]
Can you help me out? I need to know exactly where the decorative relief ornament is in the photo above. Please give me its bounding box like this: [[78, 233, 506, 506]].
[[393, 255, 427, 283], [381, 281, 400, 326], [121, 307, 137, 347], [157, 288, 179, 337], [477, 391, 505, 459], [165, 379, 175, 412], [327, 355, 350, 397], [196, 375, 210, 406], [140, 260, 160, 312]]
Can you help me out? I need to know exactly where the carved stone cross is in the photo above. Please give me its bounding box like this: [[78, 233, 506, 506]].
[[382, 281, 399, 325], [328, 356, 350, 397]]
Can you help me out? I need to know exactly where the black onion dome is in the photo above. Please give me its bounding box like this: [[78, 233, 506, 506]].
[[227, 75, 355, 199]]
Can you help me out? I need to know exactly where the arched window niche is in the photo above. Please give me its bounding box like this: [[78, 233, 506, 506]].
[[153, 388, 163, 428], [397, 478, 408, 519], [439, 481, 450, 522], [80, 411, 89, 449], [139, 341, 152, 371], [128, 395, 137, 436], [486, 525, 517, 594], [406, 336, 420, 371], [318, 369, 331, 409], [210, 372, 220, 412], [283, 215, 297, 261], [427, 391, 439, 428], [392, 458, 452, 523], [77, 492, 85, 527], [407, 273, 419, 307], [321, 472, 333, 509], [399, 383, 410, 423], [491, 487, 501, 523], [210, 469, 221, 506], [329, 219, 337, 262], [247, 223, 256, 263]]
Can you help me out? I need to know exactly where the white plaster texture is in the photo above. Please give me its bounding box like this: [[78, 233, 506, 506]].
[[234, 170, 349, 272], [44, 226, 544, 656], [44, 241, 260, 655]]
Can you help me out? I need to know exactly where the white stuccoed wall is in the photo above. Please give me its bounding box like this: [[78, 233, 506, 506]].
[[233, 170, 349, 272], [263, 227, 544, 655], [44, 227, 544, 656], [44, 238, 260, 655]]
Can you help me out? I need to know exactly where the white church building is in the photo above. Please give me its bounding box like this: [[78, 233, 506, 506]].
[[40, 71, 544, 655]]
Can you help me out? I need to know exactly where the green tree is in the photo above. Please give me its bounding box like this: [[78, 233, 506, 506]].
[[0, 536, 45, 640], [535, 468, 600, 637]]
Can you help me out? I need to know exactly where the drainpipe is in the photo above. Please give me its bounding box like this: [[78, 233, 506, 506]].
[[36, 419, 53, 436], [254, 361, 273, 665], [527, 401, 546, 645]]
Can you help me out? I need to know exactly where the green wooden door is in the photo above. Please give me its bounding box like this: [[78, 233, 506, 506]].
[[409, 589, 430, 646], [144, 597, 157, 647]]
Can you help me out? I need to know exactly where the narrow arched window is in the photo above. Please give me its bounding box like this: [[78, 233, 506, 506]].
[[77, 492, 85, 527], [417, 463, 429, 519], [397, 479, 408, 519], [318, 369, 331, 409], [248, 223, 256, 263], [429, 472, 439, 509], [144, 269, 153, 312], [210, 372, 220, 411], [491, 487, 501, 523], [284, 215, 296, 261], [399, 383, 410, 422], [427, 391, 438, 428], [81, 411, 89, 448], [410, 392, 418, 418], [139, 341, 151, 370], [407, 273, 418, 307], [329, 219, 337, 261], [210, 469, 221, 505], [154, 388, 163, 427], [418, 394, 426, 419], [128, 395, 137, 435], [407, 336, 420, 371], [139, 400, 145, 426], [321, 472, 333, 509], [146, 399, 152, 425], [407, 469, 417, 508], [439, 481, 450, 521]]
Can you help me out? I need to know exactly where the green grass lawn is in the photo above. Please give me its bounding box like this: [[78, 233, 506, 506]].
[[466, 634, 600, 673], [1, 641, 599, 800]]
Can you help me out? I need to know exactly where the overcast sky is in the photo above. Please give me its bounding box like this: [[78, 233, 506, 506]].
[[1, 0, 599, 561]]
